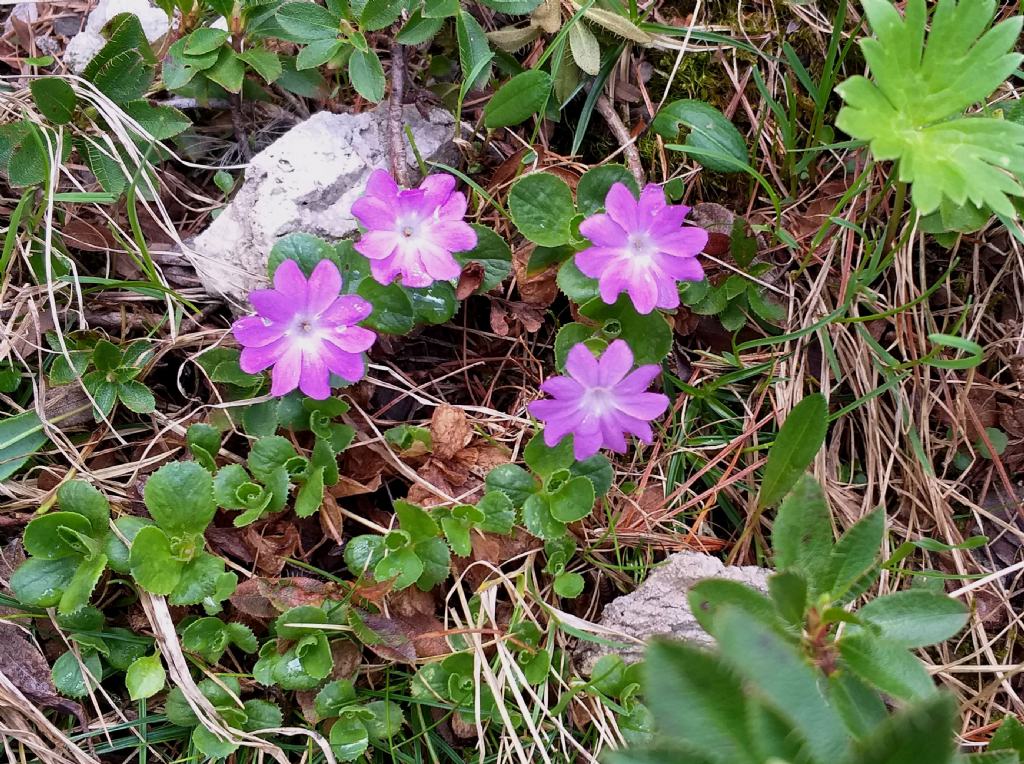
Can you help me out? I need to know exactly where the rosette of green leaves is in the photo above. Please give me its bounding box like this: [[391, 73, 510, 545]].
[[485, 431, 612, 543], [583, 654, 652, 745], [411, 652, 512, 726], [128, 461, 236, 607], [508, 621, 551, 685], [11, 480, 117, 614], [612, 476, 973, 764], [181, 616, 258, 664], [252, 605, 341, 691], [344, 501, 452, 591], [165, 675, 283, 759], [49, 607, 154, 699], [430, 491, 515, 557], [313, 679, 404, 761], [509, 168, 674, 366]]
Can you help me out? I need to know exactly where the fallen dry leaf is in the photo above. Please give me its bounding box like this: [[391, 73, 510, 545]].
[[431, 405, 473, 460], [230, 576, 342, 619]]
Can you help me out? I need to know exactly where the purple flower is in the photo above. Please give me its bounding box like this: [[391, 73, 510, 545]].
[[351, 170, 477, 288], [232, 259, 376, 400], [576, 183, 708, 315], [527, 340, 670, 460]]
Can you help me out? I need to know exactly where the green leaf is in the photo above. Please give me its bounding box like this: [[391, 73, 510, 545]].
[[118, 380, 155, 413], [376, 547, 423, 590], [363, 699, 404, 740], [652, 100, 749, 173], [476, 0, 542, 12], [554, 322, 598, 371], [838, 632, 936, 701], [295, 466, 325, 518], [441, 516, 473, 557], [771, 475, 833, 592], [835, 0, 1024, 217], [846, 693, 956, 764], [358, 280, 415, 335], [643, 639, 758, 763], [243, 699, 284, 731], [11, 557, 77, 607], [823, 507, 884, 600], [570, 454, 614, 497], [297, 632, 334, 679], [549, 476, 595, 523], [553, 571, 585, 598], [59, 553, 107, 614], [484, 70, 553, 128], [349, 49, 385, 103], [509, 173, 575, 246], [454, 224, 512, 292], [407, 282, 458, 325], [185, 28, 228, 55], [52, 650, 102, 698], [330, 714, 370, 761], [126, 652, 165, 700], [398, 10, 445, 44], [757, 393, 828, 509], [192, 725, 239, 759], [106, 516, 151, 574], [90, 50, 153, 104], [557, 260, 601, 304], [170, 552, 228, 605], [456, 10, 492, 92], [236, 49, 283, 83], [579, 295, 673, 365], [687, 579, 780, 636], [248, 435, 299, 481], [524, 430, 575, 478], [828, 672, 888, 741], [277, 1, 342, 40], [316, 679, 358, 719], [768, 571, 808, 628], [297, 39, 344, 70], [30, 79, 77, 124], [129, 526, 183, 595], [415, 537, 452, 591], [144, 461, 216, 535], [990, 715, 1024, 754], [344, 534, 385, 577], [361, 0, 404, 30], [853, 590, 968, 647], [522, 494, 566, 540], [123, 100, 191, 140], [715, 608, 850, 763], [24, 512, 93, 559], [477, 492, 515, 534], [207, 48, 246, 93], [485, 463, 537, 508], [576, 165, 640, 217]]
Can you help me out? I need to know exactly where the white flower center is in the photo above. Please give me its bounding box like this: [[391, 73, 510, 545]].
[[290, 315, 323, 347], [627, 233, 656, 260], [582, 386, 615, 414]]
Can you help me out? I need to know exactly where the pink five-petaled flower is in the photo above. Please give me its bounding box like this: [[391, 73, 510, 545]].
[[232, 259, 376, 400], [576, 183, 709, 315], [351, 169, 477, 288], [527, 340, 670, 461]]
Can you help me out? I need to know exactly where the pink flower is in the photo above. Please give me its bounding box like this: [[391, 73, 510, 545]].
[[576, 183, 708, 314], [351, 170, 477, 288], [527, 340, 670, 460], [232, 259, 376, 400]]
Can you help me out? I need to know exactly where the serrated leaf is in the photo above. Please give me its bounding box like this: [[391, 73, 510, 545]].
[[90, 49, 153, 104], [835, 0, 1024, 217], [129, 526, 182, 595], [277, 1, 342, 40], [59, 554, 107, 614], [144, 461, 216, 535]]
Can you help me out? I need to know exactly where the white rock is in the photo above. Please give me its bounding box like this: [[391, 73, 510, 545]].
[[573, 551, 773, 674], [189, 104, 461, 305], [64, 0, 170, 73]]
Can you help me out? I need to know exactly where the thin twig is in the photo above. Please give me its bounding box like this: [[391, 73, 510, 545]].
[[388, 40, 410, 186], [595, 95, 644, 187]]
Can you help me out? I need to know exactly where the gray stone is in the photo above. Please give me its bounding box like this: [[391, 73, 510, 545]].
[[574, 551, 772, 674], [188, 104, 460, 306], [64, 0, 171, 73]]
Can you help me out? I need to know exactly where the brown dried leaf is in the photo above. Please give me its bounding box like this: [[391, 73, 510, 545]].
[[244, 521, 300, 576], [512, 247, 559, 307], [0, 622, 84, 721], [456, 262, 486, 299], [431, 405, 473, 460], [230, 576, 341, 619]]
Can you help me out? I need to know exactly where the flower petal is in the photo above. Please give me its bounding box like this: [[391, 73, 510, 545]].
[[624, 267, 659, 314], [320, 342, 365, 382], [299, 349, 331, 400], [540, 375, 583, 400], [565, 343, 600, 386], [232, 316, 285, 348], [616, 391, 669, 420], [599, 417, 628, 452], [355, 230, 401, 262], [249, 289, 295, 323], [270, 345, 302, 396], [307, 259, 343, 315], [618, 364, 661, 394], [576, 246, 624, 278], [273, 258, 307, 300], [579, 213, 628, 248], [431, 220, 477, 253], [598, 340, 634, 386], [323, 294, 373, 325], [419, 173, 456, 208], [352, 196, 397, 230], [656, 227, 709, 257], [365, 169, 399, 199], [239, 338, 287, 373], [604, 183, 640, 230], [327, 325, 376, 354], [637, 184, 667, 220]]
